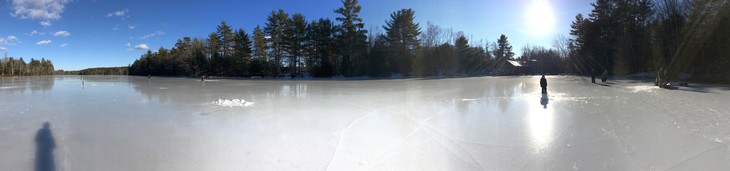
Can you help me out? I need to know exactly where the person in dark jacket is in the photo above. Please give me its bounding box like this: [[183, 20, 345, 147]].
[[591, 68, 596, 83], [540, 75, 547, 94]]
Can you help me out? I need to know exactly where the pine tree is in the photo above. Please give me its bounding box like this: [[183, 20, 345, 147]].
[[286, 13, 307, 76], [265, 9, 289, 76], [234, 28, 253, 76], [252, 25, 268, 76], [493, 34, 514, 71], [334, 0, 368, 76], [252, 25, 267, 60], [217, 21, 235, 57], [384, 8, 421, 75]]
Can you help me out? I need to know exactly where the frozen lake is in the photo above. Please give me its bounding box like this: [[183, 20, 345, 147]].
[[1, 75, 730, 170]]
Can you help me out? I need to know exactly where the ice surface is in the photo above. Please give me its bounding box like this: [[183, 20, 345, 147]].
[[1, 75, 730, 170]]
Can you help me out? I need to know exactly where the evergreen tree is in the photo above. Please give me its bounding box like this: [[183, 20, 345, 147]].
[[383, 8, 421, 75], [252, 25, 267, 60], [286, 13, 307, 76], [206, 32, 223, 75], [234, 28, 253, 76], [265, 9, 289, 76], [334, 0, 368, 76], [251, 25, 268, 76], [217, 21, 235, 57], [493, 34, 514, 71], [306, 18, 338, 77]]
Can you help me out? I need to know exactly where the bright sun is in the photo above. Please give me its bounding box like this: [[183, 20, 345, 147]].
[[525, 0, 556, 37]]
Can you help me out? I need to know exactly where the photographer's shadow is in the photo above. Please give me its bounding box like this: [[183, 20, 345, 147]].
[[35, 122, 56, 171]]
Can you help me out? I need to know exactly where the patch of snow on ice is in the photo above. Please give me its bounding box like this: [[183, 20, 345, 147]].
[[212, 99, 254, 107], [627, 85, 658, 93]]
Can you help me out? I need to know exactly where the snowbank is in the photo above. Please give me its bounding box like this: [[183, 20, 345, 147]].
[[212, 99, 254, 107]]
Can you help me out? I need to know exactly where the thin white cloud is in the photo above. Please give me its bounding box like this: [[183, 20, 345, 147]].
[[39, 21, 52, 27], [134, 43, 149, 50], [59, 43, 68, 48], [106, 9, 129, 17], [0, 47, 6, 51], [28, 30, 46, 36], [11, 0, 72, 21], [36, 40, 52, 45], [139, 31, 165, 40], [112, 27, 120, 31], [7, 36, 19, 41], [128, 25, 136, 29], [125, 42, 131, 47], [0, 36, 21, 45], [53, 31, 70, 37]]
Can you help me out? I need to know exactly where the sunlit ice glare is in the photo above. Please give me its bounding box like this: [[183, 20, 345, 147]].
[[525, 0, 556, 37], [527, 92, 555, 151]]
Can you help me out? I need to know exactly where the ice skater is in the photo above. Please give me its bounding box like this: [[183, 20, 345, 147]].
[[540, 75, 548, 94], [591, 68, 596, 83]]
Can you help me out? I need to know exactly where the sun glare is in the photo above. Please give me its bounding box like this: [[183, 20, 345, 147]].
[[525, 0, 556, 37]]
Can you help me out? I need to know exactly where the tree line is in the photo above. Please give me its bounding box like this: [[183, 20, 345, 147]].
[[129, 0, 525, 78], [0, 57, 55, 76], [566, 0, 730, 86], [55, 67, 129, 75]]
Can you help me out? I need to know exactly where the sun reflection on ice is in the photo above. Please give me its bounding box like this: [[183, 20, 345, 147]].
[[527, 94, 554, 151]]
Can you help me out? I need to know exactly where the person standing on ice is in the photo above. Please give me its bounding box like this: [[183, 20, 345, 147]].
[[540, 75, 548, 94], [591, 68, 596, 83]]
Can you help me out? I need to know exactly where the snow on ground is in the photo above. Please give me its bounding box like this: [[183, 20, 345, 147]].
[[0, 75, 729, 170], [212, 99, 254, 107]]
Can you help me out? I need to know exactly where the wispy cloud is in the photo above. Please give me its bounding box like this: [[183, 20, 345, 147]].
[[134, 43, 149, 50], [53, 31, 70, 37], [128, 25, 136, 30], [40, 21, 52, 27], [139, 31, 165, 40], [36, 40, 52, 45], [11, 0, 72, 26], [59, 43, 68, 48], [125, 42, 131, 47], [0, 47, 6, 51], [0, 36, 21, 46], [28, 30, 46, 36], [106, 9, 129, 18]]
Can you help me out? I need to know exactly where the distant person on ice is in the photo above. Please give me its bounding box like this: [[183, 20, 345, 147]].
[[591, 68, 596, 83], [540, 75, 548, 94]]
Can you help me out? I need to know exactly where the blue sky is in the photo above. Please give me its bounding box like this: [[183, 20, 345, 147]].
[[0, 0, 594, 70]]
